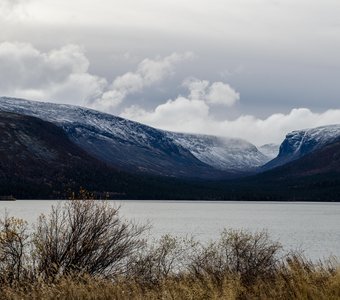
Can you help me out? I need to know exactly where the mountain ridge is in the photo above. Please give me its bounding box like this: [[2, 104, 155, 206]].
[[1, 109, 340, 201], [0, 97, 271, 178], [263, 124, 340, 170], [0, 111, 229, 199]]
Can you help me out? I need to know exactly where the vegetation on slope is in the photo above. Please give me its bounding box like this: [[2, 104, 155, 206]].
[[0, 112, 217, 200], [1, 111, 340, 201]]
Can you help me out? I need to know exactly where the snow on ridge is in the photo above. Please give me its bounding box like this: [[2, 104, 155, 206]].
[[259, 144, 280, 159], [0, 97, 162, 147], [284, 124, 340, 155], [0, 97, 272, 170], [167, 132, 270, 170]]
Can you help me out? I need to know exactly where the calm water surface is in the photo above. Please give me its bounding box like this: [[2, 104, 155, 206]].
[[0, 200, 339, 260]]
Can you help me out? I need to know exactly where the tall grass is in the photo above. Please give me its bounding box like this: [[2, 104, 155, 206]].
[[0, 199, 339, 299]]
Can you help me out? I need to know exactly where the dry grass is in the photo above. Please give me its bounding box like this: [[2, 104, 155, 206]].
[[0, 199, 339, 300], [1, 267, 340, 300]]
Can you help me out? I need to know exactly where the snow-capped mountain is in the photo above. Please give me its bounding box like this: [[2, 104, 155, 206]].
[[258, 144, 280, 160], [167, 132, 269, 171], [0, 97, 272, 177], [263, 125, 340, 170]]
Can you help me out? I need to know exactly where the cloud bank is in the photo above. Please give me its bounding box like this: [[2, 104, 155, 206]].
[[122, 83, 340, 146], [121, 77, 241, 131], [183, 78, 240, 106], [0, 0, 25, 11], [1, 42, 339, 146], [0, 42, 106, 106], [0, 0, 30, 19], [0, 42, 192, 109], [95, 52, 194, 111]]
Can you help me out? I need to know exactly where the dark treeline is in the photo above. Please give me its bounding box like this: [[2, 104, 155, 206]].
[[1, 171, 340, 201], [1, 111, 340, 201]]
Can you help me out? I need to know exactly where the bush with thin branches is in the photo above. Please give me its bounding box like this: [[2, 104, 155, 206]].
[[0, 215, 29, 285], [0, 199, 339, 299], [188, 229, 282, 285], [127, 234, 197, 285], [33, 200, 147, 279]]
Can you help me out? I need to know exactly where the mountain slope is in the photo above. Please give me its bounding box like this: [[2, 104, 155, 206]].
[[261, 140, 340, 178], [0, 97, 270, 178], [0, 111, 129, 198], [220, 139, 340, 201], [263, 125, 340, 170], [1, 111, 339, 201], [167, 132, 268, 171], [258, 144, 279, 159], [0, 111, 227, 199]]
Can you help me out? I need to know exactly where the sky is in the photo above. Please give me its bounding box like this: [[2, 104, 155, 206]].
[[1, 0, 340, 145]]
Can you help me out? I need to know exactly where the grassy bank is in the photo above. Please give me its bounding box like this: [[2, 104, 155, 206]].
[[0, 199, 339, 299], [2, 264, 340, 300]]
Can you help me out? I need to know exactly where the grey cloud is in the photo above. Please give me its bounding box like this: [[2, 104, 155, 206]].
[[1, 0, 340, 145], [0, 42, 106, 105], [184, 78, 240, 106], [1, 0, 26, 8], [0, 0, 30, 18], [122, 102, 340, 146], [0, 42, 194, 112], [94, 52, 194, 112], [3, 17, 340, 115]]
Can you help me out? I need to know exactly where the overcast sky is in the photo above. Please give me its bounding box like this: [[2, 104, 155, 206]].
[[1, 0, 340, 145]]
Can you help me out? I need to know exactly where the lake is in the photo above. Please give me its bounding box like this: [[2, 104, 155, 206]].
[[0, 200, 339, 260]]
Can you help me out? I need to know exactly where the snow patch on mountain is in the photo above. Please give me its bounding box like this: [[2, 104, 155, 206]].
[[285, 125, 340, 155], [167, 132, 269, 171], [259, 144, 280, 159], [0, 97, 273, 172], [263, 124, 340, 170]]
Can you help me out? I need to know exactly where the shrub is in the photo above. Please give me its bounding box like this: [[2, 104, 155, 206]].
[[127, 234, 196, 285], [0, 199, 339, 299], [0, 215, 29, 285], [33, 200, 147, 279], [188, 229, 282, 285]]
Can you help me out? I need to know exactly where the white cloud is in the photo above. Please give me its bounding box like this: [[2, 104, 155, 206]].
[[0, 0, 24, 10], [183, 78, 240, 106], [0, 42, 106, 106], [0, 0, 31, 20], [94, 52, 194, 111], [2, 42, 339, 147], [207, 82, 240, 106], [185, 79, 210, 100], [122, 88, 340, 146], [0, 42, 192, 110], [123, 97, 210, 131], [121, 77, 242, 134]]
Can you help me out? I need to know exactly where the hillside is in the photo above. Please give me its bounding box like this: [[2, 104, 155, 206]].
[[0, 111, 228, 199], [222, 140, 340, 201], [1, 101, 340, 201], [263, 125, 340, 170], [0, 97, 270, 178]]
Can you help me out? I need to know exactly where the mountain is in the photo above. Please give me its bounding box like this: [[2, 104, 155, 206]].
[[202, 125, 340, 201], [0, 111, 230, 199], [167, 132, 268, 171], [229, 139, 340, 201], [263, 125, 340, 170], [258, 143, 279, 160], [0, 97, 271, 178], [262, 140, 340, 178], [1, 110, 339, 201], [0, 111, 128, 198]]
